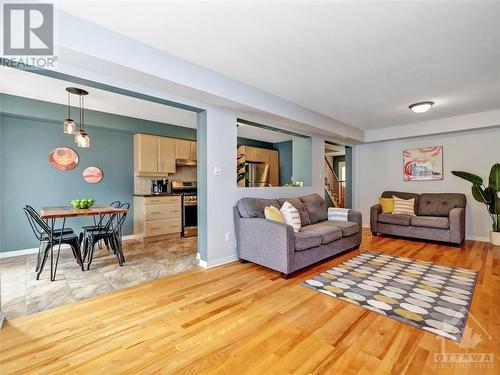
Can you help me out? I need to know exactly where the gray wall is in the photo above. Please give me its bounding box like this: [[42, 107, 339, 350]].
[[354, 127, 500, 241], [0, 94, 196, 252]]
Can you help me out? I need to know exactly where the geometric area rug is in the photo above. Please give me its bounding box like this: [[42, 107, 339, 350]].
[[301, 251, 478, 342]]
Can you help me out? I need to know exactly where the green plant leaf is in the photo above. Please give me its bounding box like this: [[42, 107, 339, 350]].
[[471, 184, 490, 204], [451, 171, 483, 185], [488, 163, 500, 191]]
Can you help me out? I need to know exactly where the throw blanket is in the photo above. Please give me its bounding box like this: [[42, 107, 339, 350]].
[[328, 207, 349, 222]]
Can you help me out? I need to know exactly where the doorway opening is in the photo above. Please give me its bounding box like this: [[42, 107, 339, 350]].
[[324, 141, 352, 208]]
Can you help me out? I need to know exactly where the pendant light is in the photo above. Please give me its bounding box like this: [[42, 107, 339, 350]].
[[65, 87, 90, 148], [74, 92, 90, 148], [63, 90, 76, 134]]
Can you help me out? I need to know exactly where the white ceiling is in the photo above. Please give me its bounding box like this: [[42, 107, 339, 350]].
[[237, 123, 293, 144], [55, 1, 500, 131], [0, 66, 197, 128]]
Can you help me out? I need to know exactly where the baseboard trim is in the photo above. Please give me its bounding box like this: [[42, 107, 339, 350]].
[[196, 253, 238, 269], [0, 235, 137, 258]]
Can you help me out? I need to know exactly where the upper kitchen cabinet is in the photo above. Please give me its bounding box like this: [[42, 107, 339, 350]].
[[134, 133, 158, 174], [190, 141, 197, 161], [158, 137, 176, 173], [175, 139, 191, 160], [134, 133, 176, 176]]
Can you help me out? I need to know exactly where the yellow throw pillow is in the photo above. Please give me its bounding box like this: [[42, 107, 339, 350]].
[[392, 196, 416, 216], [379, 197, 394, 214], [264, 206, 284, 223]]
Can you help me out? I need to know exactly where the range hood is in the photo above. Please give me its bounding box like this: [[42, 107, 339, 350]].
[[176, 159, 197, 167]]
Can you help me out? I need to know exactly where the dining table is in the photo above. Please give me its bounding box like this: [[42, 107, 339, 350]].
[[40, 205, 128, 281]]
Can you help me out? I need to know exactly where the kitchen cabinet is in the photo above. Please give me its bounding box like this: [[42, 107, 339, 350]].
[[134, 134, 158, 174], [269, 163, 280, 187], [190, 141, 197, 161], [158, 137, 176, 173], [175, 139, 191, 160], [133, 195, 182, 242]]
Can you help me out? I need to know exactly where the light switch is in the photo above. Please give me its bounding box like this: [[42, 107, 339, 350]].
[[214, 166, 222, 176]]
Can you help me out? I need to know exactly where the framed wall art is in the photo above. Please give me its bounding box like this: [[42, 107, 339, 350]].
[[83, 166, 103, 183], [403, 146, 443, 181], [48, 147, 79, 171]]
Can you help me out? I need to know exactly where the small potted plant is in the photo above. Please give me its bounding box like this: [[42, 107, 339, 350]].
[[452, 163, 500, 246]]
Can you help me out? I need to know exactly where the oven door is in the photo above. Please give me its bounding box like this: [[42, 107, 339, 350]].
[[183, 200, 198, 237]]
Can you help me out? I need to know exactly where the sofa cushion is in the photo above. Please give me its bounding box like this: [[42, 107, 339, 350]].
[[378, 213, 411, 226], [294, 231, 322, 251], [300, 222, 342, 244], [237, 198, 280, 218], [280, 201, 302, 233], [381, 191, 419, 212], [411, 215, 450, 230], [327, 220, 360, 237], [278, 198, 311, 226], [300, 194, 328, 224], [417, 193, 467, 217]]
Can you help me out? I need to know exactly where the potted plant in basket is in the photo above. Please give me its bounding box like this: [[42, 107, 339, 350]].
[[452, 163, 500, 246]]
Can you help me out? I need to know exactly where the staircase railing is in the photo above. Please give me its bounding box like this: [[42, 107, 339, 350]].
[[324, 156, 344, 208]]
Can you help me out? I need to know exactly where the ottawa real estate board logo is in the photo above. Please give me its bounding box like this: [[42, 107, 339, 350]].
[[1, 2, 57, 68]]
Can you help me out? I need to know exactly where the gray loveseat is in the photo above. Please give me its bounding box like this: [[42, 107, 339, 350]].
[[371, 191, 466, 245], [234, 193, 362, 278]]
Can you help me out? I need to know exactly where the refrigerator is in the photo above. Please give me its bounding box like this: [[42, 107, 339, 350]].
[[247, 162, 271, 187]]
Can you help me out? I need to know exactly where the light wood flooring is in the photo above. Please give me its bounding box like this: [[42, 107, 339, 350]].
[[0, 229, 499, 374]]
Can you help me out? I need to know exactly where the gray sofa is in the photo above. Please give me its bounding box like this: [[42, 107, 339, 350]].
[[370, 191, 466, 245], [234, 193, 362, 278]]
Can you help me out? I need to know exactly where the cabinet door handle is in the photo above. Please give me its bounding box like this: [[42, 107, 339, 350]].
[[151, 211, 161, 214], [151, 227, 161, 230]]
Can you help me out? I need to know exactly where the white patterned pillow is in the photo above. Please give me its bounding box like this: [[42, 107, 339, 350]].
[[280, 201, 302, 232], [392, 196, 416, 215]]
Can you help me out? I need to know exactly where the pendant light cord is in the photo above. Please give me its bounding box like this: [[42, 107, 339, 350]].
[[67, 91, 71, 119]]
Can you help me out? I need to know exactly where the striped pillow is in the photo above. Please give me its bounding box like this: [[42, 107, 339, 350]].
[[280, 201, 302, 232], [392, 196, 416, 216]]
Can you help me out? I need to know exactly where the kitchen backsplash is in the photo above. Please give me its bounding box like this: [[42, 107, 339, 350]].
[[134, 166, 197, 194]]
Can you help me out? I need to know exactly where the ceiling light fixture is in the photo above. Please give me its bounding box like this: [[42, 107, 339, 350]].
[[409, 101, 434, 114], [63, 89, 76, 134], [65, 87, 90, 148]]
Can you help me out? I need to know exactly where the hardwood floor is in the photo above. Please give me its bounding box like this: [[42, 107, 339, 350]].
[[1, 229, 499, 374]]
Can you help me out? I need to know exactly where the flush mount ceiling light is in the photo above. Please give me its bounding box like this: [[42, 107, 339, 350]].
[[409, 101, 434, 114], [64, 87, 90, 148]]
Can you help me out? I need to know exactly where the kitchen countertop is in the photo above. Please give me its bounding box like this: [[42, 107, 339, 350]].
[[133, 193, 182, 197]]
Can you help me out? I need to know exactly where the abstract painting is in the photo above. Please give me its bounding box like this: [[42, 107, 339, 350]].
[[48, 147, 79, 171], [403, 146, 443, 181], [83, 166, 103, 183]]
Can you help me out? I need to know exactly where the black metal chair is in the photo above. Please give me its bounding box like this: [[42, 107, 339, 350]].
[[80, 201, 121, 250], [83, 202, 129, 270], [24, 206, 83, 280]]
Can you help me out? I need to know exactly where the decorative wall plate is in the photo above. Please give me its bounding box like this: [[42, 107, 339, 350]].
[[83, 166, 103, 183], [48, 147, 79, 171]]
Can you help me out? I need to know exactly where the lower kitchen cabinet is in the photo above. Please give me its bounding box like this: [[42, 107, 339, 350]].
[[133, 195, 182, 242]]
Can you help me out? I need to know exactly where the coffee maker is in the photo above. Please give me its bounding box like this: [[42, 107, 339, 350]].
[[151, 179, 170, 194]]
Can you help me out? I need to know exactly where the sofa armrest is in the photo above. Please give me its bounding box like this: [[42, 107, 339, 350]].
[[348, 210, 362, 228], [237, 218, 295, 274], [449, 207, 466, 244], [370, 204, 382, 233]]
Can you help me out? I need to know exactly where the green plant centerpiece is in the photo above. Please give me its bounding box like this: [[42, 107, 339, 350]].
[[452, 163, 500, 245], [71, 198, 95, 209]]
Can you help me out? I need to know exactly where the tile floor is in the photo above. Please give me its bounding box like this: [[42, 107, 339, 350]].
[[0, 237, 199, 320]]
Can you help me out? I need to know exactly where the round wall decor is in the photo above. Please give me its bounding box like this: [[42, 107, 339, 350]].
[[83, 166, 103, 184], [48, 147, 79, 171]]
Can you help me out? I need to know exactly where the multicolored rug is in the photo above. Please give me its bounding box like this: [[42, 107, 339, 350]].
[[301, 251, 477, 342]]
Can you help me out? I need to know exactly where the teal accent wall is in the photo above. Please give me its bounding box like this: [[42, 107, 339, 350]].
[[292, 137, 312, 186], [0, 94, 196, 253], [237, 137, 273, 149], [273, 141, 293, 185], [332, 155, 346, 179], [345, 146, 353, 209], [196, 112, 207, 261]]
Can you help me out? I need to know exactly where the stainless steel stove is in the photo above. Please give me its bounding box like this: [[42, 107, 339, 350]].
[[171, 181, 197, 237]]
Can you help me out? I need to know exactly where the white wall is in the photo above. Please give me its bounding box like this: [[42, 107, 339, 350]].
[[354, 127, 500, 241]]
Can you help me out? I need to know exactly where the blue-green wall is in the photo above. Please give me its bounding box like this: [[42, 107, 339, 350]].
[[292, 136, 312, 186], [237, 137, 273, 149], [0, 94, 196, 252], [273, 141, 293, 185]]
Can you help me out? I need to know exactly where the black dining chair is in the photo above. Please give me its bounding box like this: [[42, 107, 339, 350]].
[[24, 206, 83, 280], [83, 202, 129, 270], [80, 200, 121, 250]]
